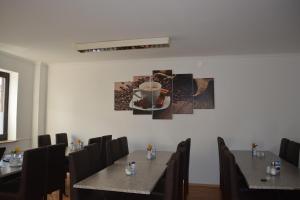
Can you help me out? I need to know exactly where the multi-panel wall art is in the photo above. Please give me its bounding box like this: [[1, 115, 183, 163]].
[[114, 69, 215, 119]]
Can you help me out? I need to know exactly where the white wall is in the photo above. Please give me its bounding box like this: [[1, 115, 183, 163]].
[[46, 54, 300, 184], [0, 51, 35, 152], [32, 62, 48, 147]]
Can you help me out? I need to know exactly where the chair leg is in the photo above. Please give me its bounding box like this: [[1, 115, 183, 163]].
[[59, 189, 63, 200]]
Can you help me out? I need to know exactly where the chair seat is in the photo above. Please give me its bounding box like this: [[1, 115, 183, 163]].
[[0, 191, 18, 200], [0, 178, 20, 194]]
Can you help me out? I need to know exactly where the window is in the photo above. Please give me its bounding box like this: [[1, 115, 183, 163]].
[[0, 71, 9, 141]]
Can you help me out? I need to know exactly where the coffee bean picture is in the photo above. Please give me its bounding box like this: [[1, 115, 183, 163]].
[[114, 81, 133, 111], [172, 74, 194, 114]]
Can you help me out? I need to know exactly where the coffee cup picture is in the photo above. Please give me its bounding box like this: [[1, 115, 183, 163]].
[[138, 81, 161, 103]]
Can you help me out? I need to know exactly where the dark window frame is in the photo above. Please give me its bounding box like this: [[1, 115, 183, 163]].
[[0, 71, 9, 141]]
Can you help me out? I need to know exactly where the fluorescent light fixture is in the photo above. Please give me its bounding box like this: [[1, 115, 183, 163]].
[[75, 37, 170, 53]]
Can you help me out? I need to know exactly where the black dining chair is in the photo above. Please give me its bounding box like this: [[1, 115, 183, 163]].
[[285, 140, 300, 167], [45, 144, 66, 200], [88, 137, 102, 145], [85, 143, 103, 174], [56, 133, 68, 147], [69, 149, 105, 200], [176, 141, 186, 200], [222, 147, 276, 200], [0, 147, 48, 200], [183, 138, 191, 200], [107, 139, 122, 164], [38, 134, 51, 147], [127, 152, 180, 200], [101, 135, 112, 168], [217, 137, 226, 195], [118, 137, 129, 157], [0, 147, 6, 160], [279, 138, 290, 160]]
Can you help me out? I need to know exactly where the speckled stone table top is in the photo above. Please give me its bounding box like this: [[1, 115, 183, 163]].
[[0, 161, 21, 178], [115, 150, 173, 165], [74, 150, 172, 194], [232, 150, 300, 190]]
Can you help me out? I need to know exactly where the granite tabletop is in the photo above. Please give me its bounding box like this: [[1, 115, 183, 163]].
[[0, 160, 22, 179], [74, 150, 172, 194], [115, 150, 173, 165], [232, 150, 300, 190]]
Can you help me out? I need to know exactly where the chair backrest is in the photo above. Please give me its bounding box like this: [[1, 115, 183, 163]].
[[46, 144, 66, 194], [220, 145, 231, 200], [0, 147, 6, 160], [286, 140, 300, 167], [223, 147, 240, 200], [56, 133, 68, 146], [176, 141, 186, 200], [19, 147, 48, 200], [279, 138, 290, 160], [217, 137, 226, 191], [69, 149, 91, 200], [118, 136, 129, 157], [85, 143, 103, 174], [183, 138, 191, 197], [163, 153, 178, 200], [38, 134, 51, 147], [101, 135, 112, 168], [88, 137, 102, 145], [106, 139, 122, 165]]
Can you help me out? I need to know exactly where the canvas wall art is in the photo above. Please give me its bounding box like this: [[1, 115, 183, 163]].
[[193, 78, 215, 109], [114, 69, 215, 119], [173, 74, 194, 114], [131, 76, 152, 115], [114, 81, 133, 111], [152, 70, 173, 119]]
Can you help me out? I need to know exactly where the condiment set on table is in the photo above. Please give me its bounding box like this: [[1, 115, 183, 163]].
[[146, 144, 156, 160], [125, 161, 136, 176], [252, 143, 281, 177], [266, 161, 281, 176], [251, 143, 265, 158]]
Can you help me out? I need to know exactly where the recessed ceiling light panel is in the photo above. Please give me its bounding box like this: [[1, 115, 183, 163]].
[[75, 37, 170, 53]]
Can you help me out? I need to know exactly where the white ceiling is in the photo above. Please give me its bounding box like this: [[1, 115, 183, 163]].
[[0, 0, 300, 63]]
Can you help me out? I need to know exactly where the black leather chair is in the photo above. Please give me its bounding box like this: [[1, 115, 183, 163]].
[[286, 140, 300, 167], [45, 144, 66, 200], [55, 133, 68, 147], [217, 137, 226, 196], [279, 138, 290, 160], [222, 147, 275, 200], [85, 143, 103, 174], [69, 149, 105, 200], [183, 138, 191, 200], [101, 135, 112, 168], [176, 141, 186, 200], [0, 147, 48, 200], [118, 137, 129, 157], [88, 137, 102, 145], [126, 152, 180, 200], [107, 139, 122, 164], [38, 135, 51, 147], [0, 147, 6, 160]]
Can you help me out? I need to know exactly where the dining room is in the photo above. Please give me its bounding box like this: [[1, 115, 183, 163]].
[[0, 0, 300, 200]]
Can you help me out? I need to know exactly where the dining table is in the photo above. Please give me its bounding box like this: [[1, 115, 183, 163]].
[[0, 160, 22, 179], [232, 150, 300, 190], [74, 150, 173, 195]]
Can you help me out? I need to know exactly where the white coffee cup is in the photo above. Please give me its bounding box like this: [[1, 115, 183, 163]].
[[134, 82, 162, 104]]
